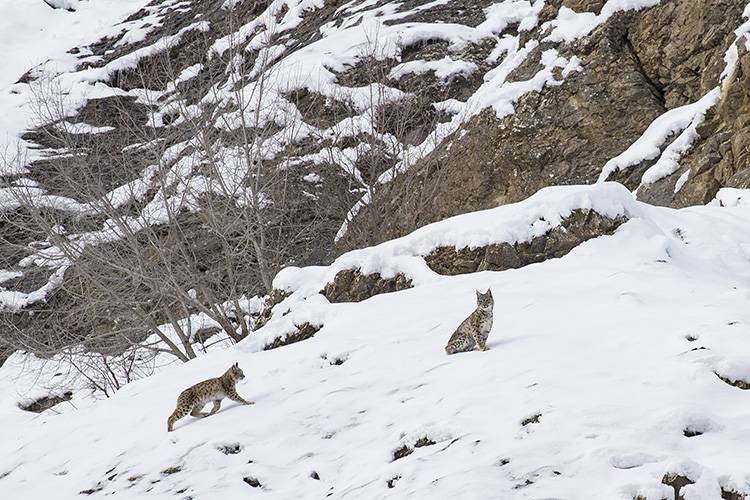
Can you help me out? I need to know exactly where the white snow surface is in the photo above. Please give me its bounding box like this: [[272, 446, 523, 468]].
[[3, 183, 750, 498], [0, 0, 151, 163]]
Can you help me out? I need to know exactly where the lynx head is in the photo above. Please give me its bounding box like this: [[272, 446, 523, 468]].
[[228, 362, 245, 380], [476, 288, 493, 308]]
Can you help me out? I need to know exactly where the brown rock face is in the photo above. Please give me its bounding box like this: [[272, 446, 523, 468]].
[[640, 43, 750, 207], [424, 209, 627, 275], [340, 0, 749, 251], [628, 0, 743, 109], [322, 269, 413, 303]]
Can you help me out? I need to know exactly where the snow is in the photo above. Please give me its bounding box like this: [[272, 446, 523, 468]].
[[0, 0, 151, 170], [598, 91, 720, 183], [55, 121, 116, 134], [294, 183, 640, 292], [674, 169, 691, 193], [712, 188, 750, 208], [388, 57, 478, 82], [3, 183, 750, 498], [542, 0, 661, 43], [43, 0, 83, 9], [720, 4, 750, 83], [639, 89, 720, 186]]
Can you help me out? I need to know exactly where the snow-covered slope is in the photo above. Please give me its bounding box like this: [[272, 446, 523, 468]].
[[0, 0, 150, 155], [2, 183, 750, 499]]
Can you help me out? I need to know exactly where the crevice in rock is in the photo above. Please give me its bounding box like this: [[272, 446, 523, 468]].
[[624, 33, 666, 110]]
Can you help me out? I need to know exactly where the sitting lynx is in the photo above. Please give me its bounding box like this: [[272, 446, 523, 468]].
[[167, 362, 252, 432], [444, 289, 494, 355]]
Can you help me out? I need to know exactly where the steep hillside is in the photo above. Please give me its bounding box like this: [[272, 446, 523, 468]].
[[2, 1, 750, 498], [2, 183, 750, 498], [1, 0, 749, 343]]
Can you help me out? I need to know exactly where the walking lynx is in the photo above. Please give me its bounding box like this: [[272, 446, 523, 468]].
[[445, 289, 494, 354], [167, 363, 252, 432]]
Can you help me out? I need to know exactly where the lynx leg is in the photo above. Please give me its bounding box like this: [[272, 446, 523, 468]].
[[207, 400, 222, 416], [190, 405, 209, 418], [227, 389, 253, 405], [446, 333, 474, 355], [472, 330, 488, 351]]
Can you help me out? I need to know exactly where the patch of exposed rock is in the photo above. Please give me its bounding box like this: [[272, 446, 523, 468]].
[[322, 269, 413, 303], [639, 42, 750, 206], [425, 209, 627, 275], [392, 437, 436, 461], [715, 372, 750, 389], [19, 391, 73, 413], [722, 488, 747, 500], [264, 322, 321, 351]]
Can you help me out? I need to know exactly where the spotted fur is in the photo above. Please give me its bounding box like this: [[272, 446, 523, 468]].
[[444, 289, 494, 355], [167, 363, 252, 432]]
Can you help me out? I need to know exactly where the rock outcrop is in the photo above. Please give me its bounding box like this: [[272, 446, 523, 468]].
[[425, 209, 627, 275], [322, 270, 413, 303], [639, 42, 750, 206], [263, 322, 321, 351]]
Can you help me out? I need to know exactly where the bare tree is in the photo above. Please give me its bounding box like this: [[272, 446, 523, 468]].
[[0, 12, 453, 396], [0, 24, 316, 365]]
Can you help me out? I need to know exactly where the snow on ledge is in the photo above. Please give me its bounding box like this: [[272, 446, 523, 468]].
[[276, 182, 640, 297], [711, 188, 750, 208], [388, 57, 478, 82], [542, 0, 661, 43]]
